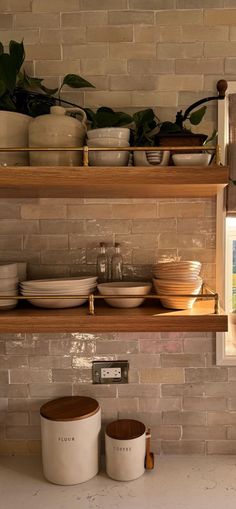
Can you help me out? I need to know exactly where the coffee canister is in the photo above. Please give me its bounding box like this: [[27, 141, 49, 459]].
[[105, 419, 146, 481], [40, 396, 101, 485]]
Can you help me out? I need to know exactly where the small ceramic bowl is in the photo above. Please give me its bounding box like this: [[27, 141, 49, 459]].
[[87, 139, 130, 147], [172, 153, 211, 166], [88, 140, 130, 166], [87, 128, 130, 141]]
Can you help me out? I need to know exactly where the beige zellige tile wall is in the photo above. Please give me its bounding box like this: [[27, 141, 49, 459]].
[[0, 1, 235, 455]]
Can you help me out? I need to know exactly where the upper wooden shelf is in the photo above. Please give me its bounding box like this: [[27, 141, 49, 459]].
[[0, 165, 229, 198], [0, 300, 227, 333]]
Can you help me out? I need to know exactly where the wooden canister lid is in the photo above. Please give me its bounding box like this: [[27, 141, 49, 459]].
[[40, 396, 100, 421], [106, 419, 146, 440]]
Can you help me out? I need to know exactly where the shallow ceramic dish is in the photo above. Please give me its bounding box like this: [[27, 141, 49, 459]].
[[21, 286, 96, 295], [21, 277, 97, 288], [172, 153, 211, 166], [98, 282, 152, 308]]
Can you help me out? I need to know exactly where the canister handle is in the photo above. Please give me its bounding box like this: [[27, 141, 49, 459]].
[[65, 107, 87, 127]]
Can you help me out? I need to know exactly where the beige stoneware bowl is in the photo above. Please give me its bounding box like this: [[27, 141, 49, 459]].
[[98, 282, 152, 308]]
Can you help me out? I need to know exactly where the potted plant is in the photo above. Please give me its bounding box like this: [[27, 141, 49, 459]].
[[131, 108, 170, 166], [84, 107, 133, 166], [0, 39, 94, 166]]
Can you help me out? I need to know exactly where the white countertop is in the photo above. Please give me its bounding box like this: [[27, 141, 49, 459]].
[[1, 455, 236, 509]]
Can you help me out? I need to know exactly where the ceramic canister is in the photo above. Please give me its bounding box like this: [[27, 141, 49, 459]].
[[29, 105, 87, 166], [0, 111, 31, 166], [105, 419, 146, 481], [40, 396, 101, 485]]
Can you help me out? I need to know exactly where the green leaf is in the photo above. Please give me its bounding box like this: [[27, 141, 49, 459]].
[[0, 53, 17, 92], [0, 79, 6, 97], [189, 106, 207, 126], [62, 74, 95, 89], [203, 128, 218, 146], [40, 84, 58, 95], [9, 40, 25, 72], [0, 42, 3, 55]]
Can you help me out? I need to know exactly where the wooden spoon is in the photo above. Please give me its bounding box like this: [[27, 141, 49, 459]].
[[145, 428, 154, 470]]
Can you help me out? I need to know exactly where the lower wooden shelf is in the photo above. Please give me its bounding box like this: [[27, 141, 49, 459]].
[[0, 300, 227, 333]]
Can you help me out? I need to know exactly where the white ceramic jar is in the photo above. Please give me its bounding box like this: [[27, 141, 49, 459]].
[[0, 111, 31, 166], [40, 396, 101, 485], [29, 106, 87, 166], [105, 419, 146, 481]]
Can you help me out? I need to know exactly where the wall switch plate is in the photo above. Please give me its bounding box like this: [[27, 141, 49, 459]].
[[92, 360, 129, 384]]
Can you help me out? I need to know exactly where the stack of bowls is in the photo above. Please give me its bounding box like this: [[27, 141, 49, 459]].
[[0, 263, 19, 310], [87, 128, 130, 166], [98, 281, 151, 308], [152, 260, 202, 310], [20, 276, 97, 309]]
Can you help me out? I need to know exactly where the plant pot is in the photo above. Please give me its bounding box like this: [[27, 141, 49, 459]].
[[0, 111, 31, 166], [133, 150, 170, 167]]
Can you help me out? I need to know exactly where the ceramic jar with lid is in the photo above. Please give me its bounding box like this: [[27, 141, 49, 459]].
[[40, 396, 101, 485], [105, 419, 147, 481], [28, 105, 87, 166]]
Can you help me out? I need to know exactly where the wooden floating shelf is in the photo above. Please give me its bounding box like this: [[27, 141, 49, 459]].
[[0, 165, 229, 198], [0, 300, 227, 333]]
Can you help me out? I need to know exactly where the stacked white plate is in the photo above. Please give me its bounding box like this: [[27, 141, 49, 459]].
[[20, 277, 97, 309], [0, 263, 19, 310], [152, 260, 202, 310]]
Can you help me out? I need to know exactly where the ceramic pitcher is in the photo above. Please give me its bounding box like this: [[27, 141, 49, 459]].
[[28, 105, 87, 166]]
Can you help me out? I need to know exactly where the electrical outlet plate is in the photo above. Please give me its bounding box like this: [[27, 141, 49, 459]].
[[92, 360, 129, 384]]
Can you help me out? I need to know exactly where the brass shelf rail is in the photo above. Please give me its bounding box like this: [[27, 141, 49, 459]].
[[0, 144, 220, 167], [0, 283, 220, 316]]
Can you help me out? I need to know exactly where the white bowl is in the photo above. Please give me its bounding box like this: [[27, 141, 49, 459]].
[[153, 277, 202, 310], [98, 282, 152, 308], [87, 138, 129, 147], [0, 290, 18, 311], [0, 277, 18, 291], [0, 263, 18, 278], [87, 128, 130, 141], [172, 153, 211, 166], [88, 138, 130, 166], [27, 297, 88, 309], [89, 149, 129, 167]]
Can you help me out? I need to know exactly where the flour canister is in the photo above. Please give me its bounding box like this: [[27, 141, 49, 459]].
[[29, 105, 87, 166], [40, 396, 101, 485], [105, 419, 146, 481]]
